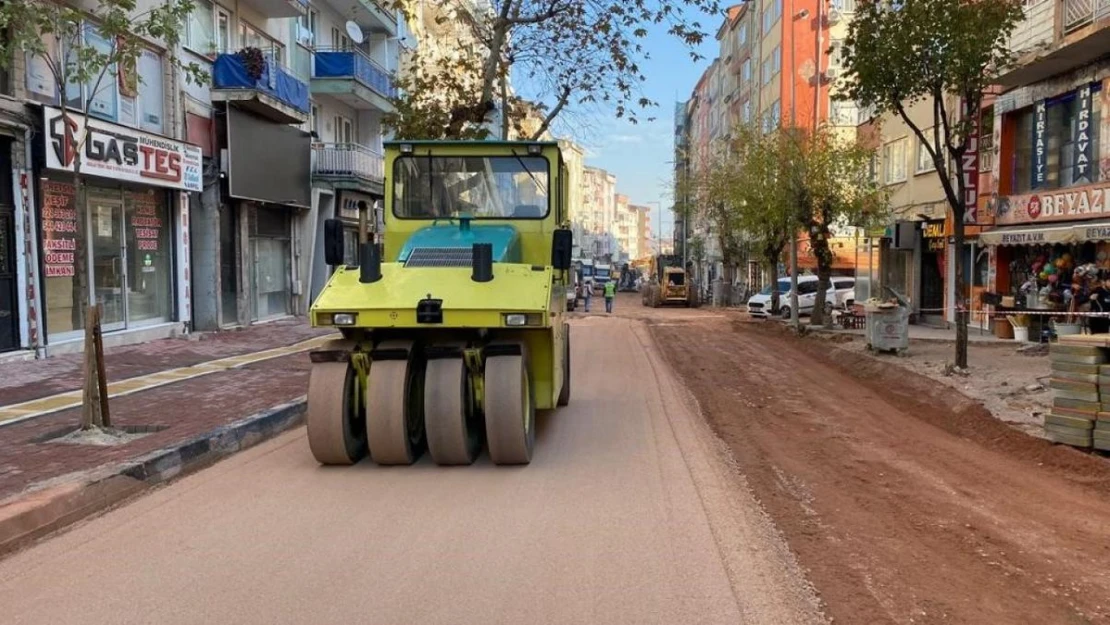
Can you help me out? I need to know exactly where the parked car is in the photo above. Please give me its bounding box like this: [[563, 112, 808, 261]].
[[566, 271, 580, 311], [747, 276, 856, 319]]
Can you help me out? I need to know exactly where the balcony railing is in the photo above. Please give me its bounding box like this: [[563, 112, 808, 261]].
[[312, 143, 384, 183], [212, 51, 310, 114], [313, 47, 396, 99], [1064, 0, 1110, 33]]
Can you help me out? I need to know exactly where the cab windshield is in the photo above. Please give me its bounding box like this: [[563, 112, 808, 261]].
[[393, 155, 550, 219]]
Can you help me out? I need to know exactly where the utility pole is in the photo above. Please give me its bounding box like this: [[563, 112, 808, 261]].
[[788, 0, 800, 329]]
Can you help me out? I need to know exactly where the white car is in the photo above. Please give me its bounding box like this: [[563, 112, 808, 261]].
[[747, 276, 856, 319]]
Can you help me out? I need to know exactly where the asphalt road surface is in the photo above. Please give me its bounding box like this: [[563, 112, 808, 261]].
[[0, 307, 825, 625]]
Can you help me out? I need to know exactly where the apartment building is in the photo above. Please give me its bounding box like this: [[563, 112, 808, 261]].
[[581, 166, 617, 258], [0, 0, 406, 359], [629, 203, 651, 261]]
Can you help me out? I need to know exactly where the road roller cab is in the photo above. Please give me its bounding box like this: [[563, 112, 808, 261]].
[[306, 140, 574, 467]]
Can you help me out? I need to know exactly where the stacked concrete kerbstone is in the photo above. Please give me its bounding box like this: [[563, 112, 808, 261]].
[[1097, 411, 1110, 452], [1047, 340, 1102, 448]]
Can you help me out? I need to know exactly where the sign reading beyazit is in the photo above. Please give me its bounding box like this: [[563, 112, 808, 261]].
[[43, 106, 202, 193], [994, 181, 1110, 225]]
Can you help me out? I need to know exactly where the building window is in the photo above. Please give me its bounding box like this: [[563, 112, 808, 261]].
[[216, 9, 232, 54], [771, 45, 781, 75], [185, 0, 214, 54], [742, 58, 752, 83], [738, 23, 748, 46], [762, 57, 772, 85], [240, 22, 282, 63], [298, 10, 318, 48], [916, 132, 937, 174], [763, 0, 782, 33], [830, 100, 858, 126], [1011, 85, 1101, 194], [833, 0, 857, 13], [770, 100, 781, 128], [743, 100, 752, 124], [883, 138, 908, 184]]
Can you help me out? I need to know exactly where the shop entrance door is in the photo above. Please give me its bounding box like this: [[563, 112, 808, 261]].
[[920, 249, 945, 318], [0, 206, 16, 352], [89, 195, 127, 331], [0, 139, 16, 352]]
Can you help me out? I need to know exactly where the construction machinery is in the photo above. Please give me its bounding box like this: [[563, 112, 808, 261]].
[[641, 254, 699, 308], [306, 140, 574, 467]]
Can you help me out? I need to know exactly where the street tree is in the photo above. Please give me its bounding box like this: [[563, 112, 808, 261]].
[[388, 0, 722, 140], [0, 0, 205, 429], [838, 0, 1022, 367], [785, 125, 886, 327]]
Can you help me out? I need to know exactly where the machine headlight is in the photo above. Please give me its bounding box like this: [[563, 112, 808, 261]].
[[332, 313, 357, 326], [504, 313, 528, 326]]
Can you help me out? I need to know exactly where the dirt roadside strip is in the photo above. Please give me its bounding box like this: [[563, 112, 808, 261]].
[[650, 314, 1110, 625]]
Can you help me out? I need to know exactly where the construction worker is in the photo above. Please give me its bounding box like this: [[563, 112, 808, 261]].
[[604, 279, 617, 314], [584, 280, 593, 312]]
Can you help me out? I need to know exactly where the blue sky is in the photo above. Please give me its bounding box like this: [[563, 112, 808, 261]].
[[568, 15, 719, 241]]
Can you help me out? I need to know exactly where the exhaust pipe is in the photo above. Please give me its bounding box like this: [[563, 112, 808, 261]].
[[472, 243, 493, 282], [360, 243, 382, 283]]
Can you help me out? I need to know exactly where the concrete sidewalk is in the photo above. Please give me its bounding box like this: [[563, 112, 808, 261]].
[[0, 318, 336, 556]]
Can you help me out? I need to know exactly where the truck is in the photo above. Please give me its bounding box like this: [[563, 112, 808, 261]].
[[594, 262, 612, 292], [641, 254, 698, 308], [305, 140, 573, 467]]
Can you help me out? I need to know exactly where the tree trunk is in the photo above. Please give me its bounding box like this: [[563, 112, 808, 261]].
[[954, 218, 968, 369], [809, 223, 834, 328], [80, 305, 103, 430], [765, 244, 783, 313]]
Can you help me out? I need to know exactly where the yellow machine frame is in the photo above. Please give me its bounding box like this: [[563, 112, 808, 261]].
[[306, 141, 574, 468]]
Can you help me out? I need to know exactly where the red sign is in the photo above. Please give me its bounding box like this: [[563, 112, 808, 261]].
[[994, 182, 1110, 225], [1028, 195, 1041, 219]]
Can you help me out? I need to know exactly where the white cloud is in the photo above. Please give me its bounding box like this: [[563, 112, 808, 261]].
[[607, 134, 644, 144]]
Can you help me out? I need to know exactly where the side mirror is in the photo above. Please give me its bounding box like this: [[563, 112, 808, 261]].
[[324, 219, 345, 266], [551, 229, 572, 271]]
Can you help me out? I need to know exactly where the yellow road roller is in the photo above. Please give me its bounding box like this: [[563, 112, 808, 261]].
[[306, 140, 573, 466]]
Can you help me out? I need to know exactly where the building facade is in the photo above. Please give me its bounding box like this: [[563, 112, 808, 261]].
[[0, 0, 405, 359]]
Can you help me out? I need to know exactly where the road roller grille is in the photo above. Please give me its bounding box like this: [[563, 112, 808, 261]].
[[404, 247, 475, 268]]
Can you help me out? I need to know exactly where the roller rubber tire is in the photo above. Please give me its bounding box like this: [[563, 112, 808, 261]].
[[557, 326, 571, 407], [424, 357, 481, 465], [365, 341, 425, 465], [307, 360, 367, 465], [484, 351, 536, 465]]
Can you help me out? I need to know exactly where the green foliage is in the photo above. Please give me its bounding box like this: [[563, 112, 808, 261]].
[[0, 0, 208, 116], [838, 0, 1021, 362], [386, 0, 722, 139]]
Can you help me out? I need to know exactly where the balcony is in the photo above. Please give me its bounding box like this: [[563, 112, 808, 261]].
[[311, 48, 396, 112], [1064, 0, 1110, 33], [320, 0, 397, 35], [998, 0, 1110, 87], [312, 143, 385, 193], [241, 0, 307, 18], [211, 52, 310, 124]]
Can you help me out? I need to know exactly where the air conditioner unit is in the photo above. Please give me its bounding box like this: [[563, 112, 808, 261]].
[[824, 67, 840, 81], [826, 8, 842, 24]]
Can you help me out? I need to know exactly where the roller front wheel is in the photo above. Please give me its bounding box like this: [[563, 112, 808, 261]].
[[424, 357, 482, 465], [366, 341, 425, 465], [307, 358, 367, 466], [484, 350, 536, 465]]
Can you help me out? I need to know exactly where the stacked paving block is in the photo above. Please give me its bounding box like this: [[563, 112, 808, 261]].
[[1097, 412, 1110, 452], [1047, 339, 1102, 448]]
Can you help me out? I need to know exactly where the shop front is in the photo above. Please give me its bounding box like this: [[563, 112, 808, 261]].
[[35, 106, 201, 351], [981, 181, 1110, 335], [920, 220, 946, 324]]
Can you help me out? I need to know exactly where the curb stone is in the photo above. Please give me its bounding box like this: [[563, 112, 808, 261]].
[[0, 396, 307, 559]]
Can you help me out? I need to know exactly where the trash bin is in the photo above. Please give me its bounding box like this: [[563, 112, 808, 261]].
[[865, 304, 909, 353]]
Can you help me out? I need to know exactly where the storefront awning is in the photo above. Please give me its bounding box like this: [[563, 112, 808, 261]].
[[979, 224, 1077, 246], [1072, 222, 1110, 243]]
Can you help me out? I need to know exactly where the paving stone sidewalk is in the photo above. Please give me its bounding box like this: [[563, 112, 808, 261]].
[[0, 318, 334, 503], [0, 318, 331, 408]]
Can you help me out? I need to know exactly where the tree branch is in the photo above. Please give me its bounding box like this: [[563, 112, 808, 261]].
[[530, 85, 571, 139]]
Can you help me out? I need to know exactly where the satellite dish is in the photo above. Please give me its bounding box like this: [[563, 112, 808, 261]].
[[345, 20, 365, 44]]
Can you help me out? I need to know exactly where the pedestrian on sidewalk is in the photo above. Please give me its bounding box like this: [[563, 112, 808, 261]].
[[604, 280, 616, 314], [584, 282, 593, 312]]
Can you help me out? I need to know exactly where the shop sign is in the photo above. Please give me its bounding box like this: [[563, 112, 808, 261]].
[[1077, 224, 1110, 242], [993, 181, 1110, 225], [1074, 85, 1093, 185], [39, 180, 77, 278], [1032, 101, 1047, 190], [43, 106, 202, 193], [922, 220, 946, 251], [962, 100, 980, 224]]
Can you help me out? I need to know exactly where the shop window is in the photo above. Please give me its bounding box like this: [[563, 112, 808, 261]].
[[40, 180, 86, 340], [1011, 85, 1102, 194], [249, 206, 291, 321]]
